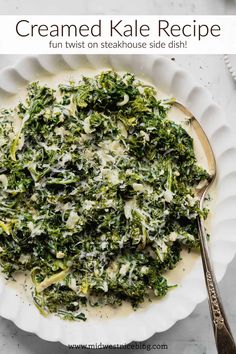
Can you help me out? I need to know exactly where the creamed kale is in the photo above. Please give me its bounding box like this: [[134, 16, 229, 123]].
[[0, 71, 209, 320]]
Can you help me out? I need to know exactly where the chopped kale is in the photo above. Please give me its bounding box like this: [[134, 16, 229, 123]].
[[0, 71, 209, 320]]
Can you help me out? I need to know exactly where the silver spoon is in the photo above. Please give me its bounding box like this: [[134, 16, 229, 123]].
[[173, 101, 236, 354]]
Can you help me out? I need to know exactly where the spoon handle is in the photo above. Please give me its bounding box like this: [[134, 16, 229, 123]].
[[197, 216, 236, 354]]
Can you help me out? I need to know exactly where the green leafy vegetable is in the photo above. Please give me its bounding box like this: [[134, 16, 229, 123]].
[[0, 71, 209, 320]]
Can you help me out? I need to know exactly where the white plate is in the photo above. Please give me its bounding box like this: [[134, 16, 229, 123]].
[[0, 55, 236, 346], [224, 54, 236, 81]]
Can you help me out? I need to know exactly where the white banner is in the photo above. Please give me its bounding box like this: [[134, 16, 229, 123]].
[[0, 15, 235, 54]]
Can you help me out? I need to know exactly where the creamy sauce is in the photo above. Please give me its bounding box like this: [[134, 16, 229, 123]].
[[0, 67, 216, 321]]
